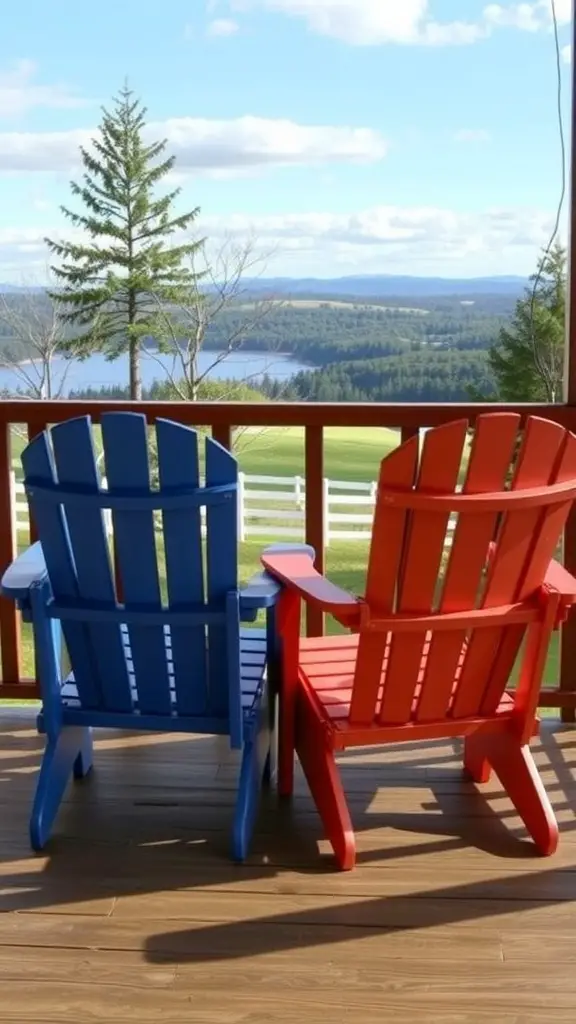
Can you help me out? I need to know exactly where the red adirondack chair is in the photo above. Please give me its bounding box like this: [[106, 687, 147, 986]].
[[262, 414, 576, 870]]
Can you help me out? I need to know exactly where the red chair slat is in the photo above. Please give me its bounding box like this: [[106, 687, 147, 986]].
[[417, 413, 520, 722], [376, 420, 467, 725]]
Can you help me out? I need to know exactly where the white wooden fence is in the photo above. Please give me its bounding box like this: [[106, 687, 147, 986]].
[[10, 463, 463, 552], [10, 464, 378, 547], [237, 473, 377, 544]]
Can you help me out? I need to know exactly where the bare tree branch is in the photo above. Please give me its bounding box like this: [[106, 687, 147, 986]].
[[0, 272, 73, 399], [147, 234, 283, 403]]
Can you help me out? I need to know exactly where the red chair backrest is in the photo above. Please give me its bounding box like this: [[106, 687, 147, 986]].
[[348, 414, 576, 728]]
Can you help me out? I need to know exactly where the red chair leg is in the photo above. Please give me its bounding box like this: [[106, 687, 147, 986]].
[[278, 719, 295, 798], [296, 690, 356, 870], [277, 590, 300, 799], [467, 731, 558, 856], [464, 732, 492, 783]]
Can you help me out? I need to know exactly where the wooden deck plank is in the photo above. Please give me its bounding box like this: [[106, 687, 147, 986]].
[[0, 977, 575, 1023], [0, 711, 574, 1021], [0, 915, 503, 961]]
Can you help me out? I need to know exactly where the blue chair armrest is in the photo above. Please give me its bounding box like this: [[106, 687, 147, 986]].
[[239, 545, 316, 621], [239, 571, 282, 618], [1, 543, 48, 602]]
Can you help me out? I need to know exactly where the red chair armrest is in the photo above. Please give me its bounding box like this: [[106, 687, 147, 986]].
[[261, 550, 361, 626], [544, 558, 576, 602], [543, 558, 576, 624]]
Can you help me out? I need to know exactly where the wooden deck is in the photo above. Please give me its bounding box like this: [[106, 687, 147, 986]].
[[0, 711, 575, 1022]]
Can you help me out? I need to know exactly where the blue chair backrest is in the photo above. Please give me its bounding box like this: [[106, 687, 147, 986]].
[[22, 413, 242, 743]]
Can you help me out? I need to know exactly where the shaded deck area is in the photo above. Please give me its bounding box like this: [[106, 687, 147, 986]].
[[0, 711, 575, 1022]]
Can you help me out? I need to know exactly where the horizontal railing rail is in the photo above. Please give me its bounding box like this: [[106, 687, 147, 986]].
[[0, 398, 575, 721]]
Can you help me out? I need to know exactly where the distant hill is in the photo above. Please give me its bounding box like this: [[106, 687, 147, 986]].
[[0, 274, 527, 299], [244, 275, 528, 299], [0, 283, 44, 294]]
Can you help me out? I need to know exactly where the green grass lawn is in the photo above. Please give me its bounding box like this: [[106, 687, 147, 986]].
[[11, 424, 399, 483], [235, 426, 399, 481]]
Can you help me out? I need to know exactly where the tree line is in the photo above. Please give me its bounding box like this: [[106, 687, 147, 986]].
[[262, 352, 494, 403], [264, 243, 567, 405], [0, 293, 510, 367]]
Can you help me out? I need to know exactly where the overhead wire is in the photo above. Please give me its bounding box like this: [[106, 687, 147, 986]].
[[528, 0, 567, 400]]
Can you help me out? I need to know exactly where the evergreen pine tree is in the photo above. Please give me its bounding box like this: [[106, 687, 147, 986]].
[[486, 242, 566, 403], [45, 84, 202, 399]]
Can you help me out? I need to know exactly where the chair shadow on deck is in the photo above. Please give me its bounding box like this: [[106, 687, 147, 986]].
[[0, 713, 574, 964], [142, 863, 576, 964]]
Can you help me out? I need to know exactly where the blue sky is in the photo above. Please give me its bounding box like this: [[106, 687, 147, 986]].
[[0, 0, 573, 280]]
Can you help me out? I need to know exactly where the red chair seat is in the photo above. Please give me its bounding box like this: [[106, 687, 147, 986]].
[[299, 633, 514, 727]]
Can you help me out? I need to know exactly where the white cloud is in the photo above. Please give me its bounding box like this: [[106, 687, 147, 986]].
[[30, 197, 54, 212], [231, 1, 485, 46], [0, 115, 387, 174], [454, 128, 491, 143], [0, 205, 559, 280], [227, 1, 572, 46], [484, 1, 572, 32], [483, 3, 545, 32], [137, 204, 567, 276], [0, 128, 91, 172], [0, 59, 90, 118], [562, 43, 572, 64], [206, 205, 555, 256], [206, 18, 240, 36], [553, 0, 573, 23]]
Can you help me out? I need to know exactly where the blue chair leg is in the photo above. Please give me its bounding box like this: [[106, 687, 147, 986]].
[[30, 726, 92, 852], [232, 706, 271, 862], [73, 728, 94, 780], [263, 751, 272, 787], [265, 689, 278, 787], [233, 738, 260, 862]]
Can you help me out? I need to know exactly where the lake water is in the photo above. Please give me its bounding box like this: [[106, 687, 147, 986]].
[[0, 349, 309, 397]]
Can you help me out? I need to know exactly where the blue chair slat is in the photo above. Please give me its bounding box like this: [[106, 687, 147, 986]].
[[240, 628, 267, 712], [50, 417, 133, 713], [205, 436, 239, 723], [156, 418, 207, 717], [23, 429, 101, 709], [100, 413, 171, 716], [225, 590, 243, 749]]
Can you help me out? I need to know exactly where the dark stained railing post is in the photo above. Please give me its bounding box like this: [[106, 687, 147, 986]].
[[26, 419, 47, 445], [0, 420, 21, 686], [401, 426, 420, 446], [561, 514, 576, 724], [212, 424, 233, 451], [561, 11, 576, 724], [26, 420, 47, 545], [305, 425, 325, 637]]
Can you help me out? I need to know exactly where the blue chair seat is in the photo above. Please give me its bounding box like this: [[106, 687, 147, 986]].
[[58, 626, 267, 728]]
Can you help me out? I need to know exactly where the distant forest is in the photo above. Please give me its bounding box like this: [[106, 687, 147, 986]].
[[263, 351, 495, 403], [0, 289, 510, 402], [199, 294, 504, 401]]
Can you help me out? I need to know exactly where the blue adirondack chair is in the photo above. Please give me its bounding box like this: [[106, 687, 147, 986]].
[[1, 413, 281, 860]]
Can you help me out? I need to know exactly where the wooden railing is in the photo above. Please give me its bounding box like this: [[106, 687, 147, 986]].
[[1, 398, 575, 721]]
